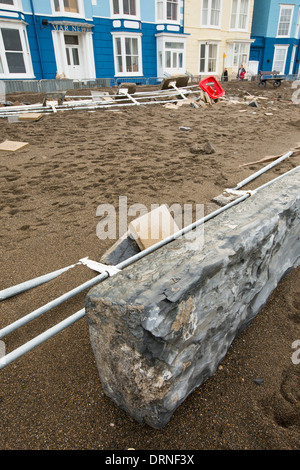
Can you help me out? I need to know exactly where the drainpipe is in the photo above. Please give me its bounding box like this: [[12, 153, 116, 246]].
[[29, 0, 45, 79]]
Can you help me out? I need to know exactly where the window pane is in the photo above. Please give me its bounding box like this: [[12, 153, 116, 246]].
[[6, 52, 26, 73], [200, 43, 205, 59], [200, 44, 206, 72], [123, 0, 136, 15], [2, 28, 22, 51], [54, 0, 60, 11], [126, 54, 132, 72], [115, 37, 121, 55], [211, 0, 220, 26], [179, 52, 183, 68], [113, 0, 119, 14], [116, 55, 122, 73], [200, 58, 205, 72], [166, 50, 171, 68], [0, 56, 4, 73], [130, 0, 136, 15], [64, 34, 79, 45], [231, 0, 237, 28], [63, 0, 79, 13], [72, 48, 79, 65], [167, 0, 178, 21], [157, 0, 163, 20], [131, 37, 138, 55], [173, 52, 177, 68], [165, 42, 184, 49], [66, 48, 71, 65], [0, 0, 14, 4], [278, 7, 292, 36], [240, 0, 248, 14], [123, 0, 129, 14], [125, 37, 131, 55]]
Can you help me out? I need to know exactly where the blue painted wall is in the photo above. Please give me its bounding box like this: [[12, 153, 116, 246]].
[[0, 0, 185, 80], [250, 0, 300, 75]]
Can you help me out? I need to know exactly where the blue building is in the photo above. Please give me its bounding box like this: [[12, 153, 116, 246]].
[[0, 0, 187, 81], [250, 0, 300, 76]]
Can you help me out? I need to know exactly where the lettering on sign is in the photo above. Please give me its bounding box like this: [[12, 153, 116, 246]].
[[52, 24, 93, 33]]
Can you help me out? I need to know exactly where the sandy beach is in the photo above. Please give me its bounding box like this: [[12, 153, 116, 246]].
[[0, 79, 300, 450]]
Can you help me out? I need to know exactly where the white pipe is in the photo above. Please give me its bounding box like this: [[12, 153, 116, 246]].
[[0, 271, 108, 339], [0, 263, 78, 301], [0, 308, 85, 370], [1, 165, 298, 369], [232, 151, 293, 190]]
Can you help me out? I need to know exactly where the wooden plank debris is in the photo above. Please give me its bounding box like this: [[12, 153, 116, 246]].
[[128, 204, 180, 250], [18, 113, 43, 122], [0, 140, 29, 152]]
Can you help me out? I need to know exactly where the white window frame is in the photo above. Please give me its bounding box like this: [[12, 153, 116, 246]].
[[201, 0, 222, 29], [156, 0, 180, 24], [0, 20, 34, 78], [0, 0, 21, 11], [289, 44, 297, 74], [276, 4, 294, 38], [110, 0, 140, 20], [199, 41, 219, 75], [272, 44, 289, 74], [51, 0, 85, 18], [112, 31, 143, 77], [230, 0, 250, 31], [227, 41, 250, 68], [295, 7, 300, 38]]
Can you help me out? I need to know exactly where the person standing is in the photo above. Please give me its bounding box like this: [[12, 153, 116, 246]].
[[237, 64, 246, 80]]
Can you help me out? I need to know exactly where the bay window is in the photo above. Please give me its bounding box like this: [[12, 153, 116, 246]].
[[228, 41, 249, 67], [156, 34, 186, 76]]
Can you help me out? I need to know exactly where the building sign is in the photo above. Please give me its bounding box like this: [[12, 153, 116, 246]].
[[51, 23, 93, 33]]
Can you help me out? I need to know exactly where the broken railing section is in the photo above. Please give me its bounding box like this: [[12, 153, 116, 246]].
[[85, 167, 300, 429], [0, 75, 216, 118], [0, 75, 202, 118]]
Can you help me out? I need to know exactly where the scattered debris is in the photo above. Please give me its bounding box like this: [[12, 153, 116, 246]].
[[203, 142, 215, 154], [179, 126, 191, 132], [128, 204, 179, 251], [190, 141, 215, 155], [18, 113, 43, 122], [0, 140, 29, 152], [253, 378, 264, 385], [248, 100, 259, 108], [190, 143, 202, 154]]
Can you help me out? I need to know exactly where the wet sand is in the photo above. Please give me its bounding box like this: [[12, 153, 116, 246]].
[[0, 80, 300, 450]]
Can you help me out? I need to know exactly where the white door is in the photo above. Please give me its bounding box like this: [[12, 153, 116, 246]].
[[64, 34, 84, 80], [248, 60, 259, 77], [164, 41, 185, 75]]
